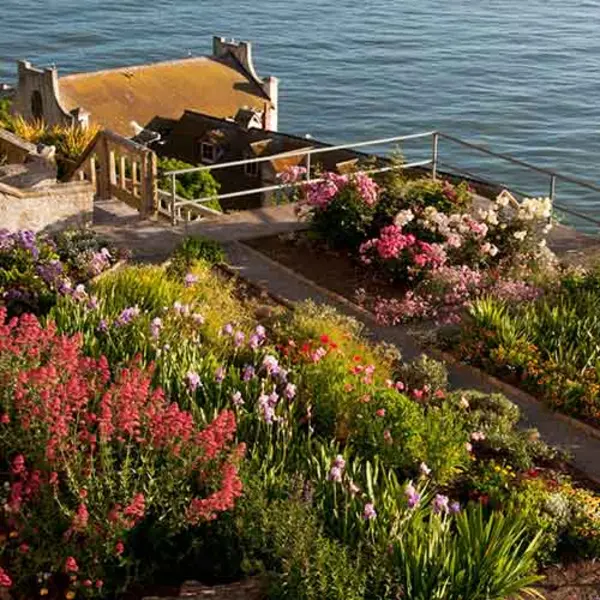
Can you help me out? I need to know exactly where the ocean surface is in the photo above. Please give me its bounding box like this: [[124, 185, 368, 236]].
[[1, 0, 600, 224]]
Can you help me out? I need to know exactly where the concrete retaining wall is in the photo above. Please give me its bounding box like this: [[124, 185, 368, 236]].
[[0, 180, 94, 232]]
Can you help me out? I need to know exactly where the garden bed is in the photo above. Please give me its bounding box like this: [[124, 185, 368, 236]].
[[1, 229, 600, 599], [245, 231, 406, 309]]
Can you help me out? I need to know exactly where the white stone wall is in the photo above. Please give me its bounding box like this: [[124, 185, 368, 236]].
[[0, 181, 94, 232]]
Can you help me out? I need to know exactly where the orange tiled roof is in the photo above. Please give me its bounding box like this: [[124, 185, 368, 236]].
[[58, 56, 270, 137]]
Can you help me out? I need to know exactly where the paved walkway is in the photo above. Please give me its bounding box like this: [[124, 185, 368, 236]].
[[93, 198, 600, 481], [93, 199, 306, 262]]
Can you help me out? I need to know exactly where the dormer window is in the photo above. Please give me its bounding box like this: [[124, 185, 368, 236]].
[[200, 142, 216, 164]]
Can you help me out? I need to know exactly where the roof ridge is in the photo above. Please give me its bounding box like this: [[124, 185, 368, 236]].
[[59, 55, 216, 81]]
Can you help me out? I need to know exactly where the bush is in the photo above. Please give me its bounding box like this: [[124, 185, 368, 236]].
[[398, 177, 473, 214], [158, 157, 222, 212], [0, 309, 244, 597], [0, 229, 120, 317], [168, 236, 226, 278], [238, 479, 367, 600]]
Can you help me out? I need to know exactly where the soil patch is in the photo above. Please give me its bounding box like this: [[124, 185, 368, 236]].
[[536, 561, 600, 599], [245, 231, 405, 307]]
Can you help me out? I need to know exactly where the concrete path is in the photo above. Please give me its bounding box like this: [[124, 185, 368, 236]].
[[93, 199, 305, 262], [92, 198, 600, 481]]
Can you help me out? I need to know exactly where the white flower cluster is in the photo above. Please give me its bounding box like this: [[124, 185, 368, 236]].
[[517, 197, 552, 221], [394, 209, 415, 228]]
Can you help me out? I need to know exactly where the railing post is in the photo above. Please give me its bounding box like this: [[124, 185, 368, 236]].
[[306, 152, 312, 183], [549, 174, 557, 202], [170, 173, 177, 225], [431, 132, 439, 180]]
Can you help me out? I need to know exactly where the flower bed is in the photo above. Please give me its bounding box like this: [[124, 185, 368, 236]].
[[0, 228, 127, 317], [444, 264, 600, 427], [290, 167, 554, 326], [0, 234, 598, 598]]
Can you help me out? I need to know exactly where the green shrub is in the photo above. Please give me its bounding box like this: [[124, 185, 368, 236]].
[[400, 178, 473, 214], [396, 354, 449, 394], [309, 185, 376, 250], [235, 476, 367, 600], [168, 236, 226, 278], [0, 98, 12, 130], [158, 157, 222, 211]]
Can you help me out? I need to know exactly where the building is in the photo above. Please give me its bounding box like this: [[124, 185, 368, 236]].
[[154, 110, 375, 210], [13, 37, 278, 137]]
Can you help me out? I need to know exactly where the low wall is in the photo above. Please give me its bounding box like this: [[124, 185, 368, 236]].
[[0, 180, 94, 232]]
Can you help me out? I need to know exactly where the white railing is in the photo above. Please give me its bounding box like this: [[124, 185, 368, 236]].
[[161, 130, 600, 229]]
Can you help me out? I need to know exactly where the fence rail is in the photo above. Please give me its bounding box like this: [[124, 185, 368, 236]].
[[161, 130, 600, 230]]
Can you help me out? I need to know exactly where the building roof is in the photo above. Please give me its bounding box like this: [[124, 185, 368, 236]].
[[57, 56, 271, 137], [158, 110, 372, 173]]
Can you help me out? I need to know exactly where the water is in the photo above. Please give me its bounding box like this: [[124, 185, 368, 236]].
[[1, 0, 600, 222]]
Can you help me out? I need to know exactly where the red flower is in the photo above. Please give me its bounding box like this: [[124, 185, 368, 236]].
[[115, 541, 125, 555], [320, 334, 331, 345], [0, 567, 12, 588], [65, 556, 79, 573], [123, 493, 145, 522], [95, 580, 103, 589], [83, 580, 92, 588], [18, 543, 29, 554]]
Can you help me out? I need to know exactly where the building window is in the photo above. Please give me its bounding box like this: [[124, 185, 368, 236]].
[[245, 160, 259, 177], [200, 142, 216, 164], [31, 91, 43, 120]]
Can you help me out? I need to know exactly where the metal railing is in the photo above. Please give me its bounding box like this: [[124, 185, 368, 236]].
[[161, 130, 600, 230]]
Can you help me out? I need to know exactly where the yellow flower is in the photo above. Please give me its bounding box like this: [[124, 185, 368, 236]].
[[9, 531, 18, 539], [40, 589, 49, 597], [65, 592, 75, 600]]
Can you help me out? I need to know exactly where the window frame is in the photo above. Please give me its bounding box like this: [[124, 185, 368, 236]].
[[199, 141, 216, 164]]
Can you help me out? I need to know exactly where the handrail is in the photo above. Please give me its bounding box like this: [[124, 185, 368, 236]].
[[177, 159, 432, 207], [162, 128, 600, 230], [438, 132, 600, 195], [162, 131, 435, 176]]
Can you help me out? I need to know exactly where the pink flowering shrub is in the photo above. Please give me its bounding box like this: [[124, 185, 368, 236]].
[[0, 308, 243, 598], [372, 265, 543, 326], [298, 171, 380, 249]]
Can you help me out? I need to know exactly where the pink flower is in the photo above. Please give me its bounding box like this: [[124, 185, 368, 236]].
[[65, 556, 79, 573], [376, 408, 386, 417], [363, 503, 377, 520], [11, 454, 25, 475], [115, 541, 125, 555], [0, 568, 12, 588], [124, 493, 145, 521]]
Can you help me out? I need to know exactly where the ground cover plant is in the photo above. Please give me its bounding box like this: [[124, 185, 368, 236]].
[[447, 262, 600, 427], [0, 238, 598, 598], [0, 228, 125, 318]]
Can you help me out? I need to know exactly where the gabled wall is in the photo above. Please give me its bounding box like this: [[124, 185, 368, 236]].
[[14, 61, 76, 127]]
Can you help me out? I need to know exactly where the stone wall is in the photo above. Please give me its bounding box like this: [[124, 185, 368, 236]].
[[0, 180, 94, 232]]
